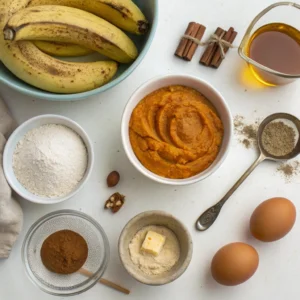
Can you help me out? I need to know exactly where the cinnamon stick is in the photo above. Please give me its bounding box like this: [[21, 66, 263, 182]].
[[211, 27, 234, 65], [182, 23, 200, 59], [211, 27, 238, 68], [175, 22, 197, 58], [183, 24, 206, 61], [200, 27, 225, 66]]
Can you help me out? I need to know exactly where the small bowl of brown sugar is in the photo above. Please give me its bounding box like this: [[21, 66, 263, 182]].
[[22, 210, 109, 296]]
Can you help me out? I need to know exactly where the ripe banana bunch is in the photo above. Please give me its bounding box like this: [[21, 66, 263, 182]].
[[1, 0, 146, 94], [27, 0, 149, 35], [4, 5, 138, 63], [0, 0, 118, 94]]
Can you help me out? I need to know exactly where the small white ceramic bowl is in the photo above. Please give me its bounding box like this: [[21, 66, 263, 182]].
[[119, 210, 193, 286], [121, 74, 233, 185], [3, 114, 94, 204]]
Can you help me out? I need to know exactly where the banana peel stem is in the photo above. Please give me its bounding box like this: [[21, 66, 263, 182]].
[[3, 27, 15, 40]]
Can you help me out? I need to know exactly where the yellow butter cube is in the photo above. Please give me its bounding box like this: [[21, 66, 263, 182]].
[[141, 231, 166, 256]]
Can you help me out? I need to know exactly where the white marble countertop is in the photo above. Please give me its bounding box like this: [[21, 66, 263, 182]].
[[1, 0, 300, 299]]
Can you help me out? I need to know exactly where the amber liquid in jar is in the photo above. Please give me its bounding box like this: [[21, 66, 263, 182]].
[[247, 23, 300, 85]]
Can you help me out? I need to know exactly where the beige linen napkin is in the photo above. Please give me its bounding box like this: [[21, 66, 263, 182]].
[[0, 97, 23, 258]]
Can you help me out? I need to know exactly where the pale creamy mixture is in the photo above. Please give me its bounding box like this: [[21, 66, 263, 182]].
[[129, 225, 180, 276]]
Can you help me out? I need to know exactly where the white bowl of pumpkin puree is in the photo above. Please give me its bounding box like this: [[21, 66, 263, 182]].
[[121, 74, 233, 185]]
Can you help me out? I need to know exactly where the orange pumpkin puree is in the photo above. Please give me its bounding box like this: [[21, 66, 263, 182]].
[[129, 85, 224, 179]]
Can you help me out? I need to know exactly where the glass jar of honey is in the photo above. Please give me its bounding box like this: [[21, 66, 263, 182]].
[[239, 2, 300, 86]]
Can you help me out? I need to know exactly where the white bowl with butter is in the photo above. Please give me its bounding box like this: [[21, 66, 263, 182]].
[[118, 210, 193, 285]]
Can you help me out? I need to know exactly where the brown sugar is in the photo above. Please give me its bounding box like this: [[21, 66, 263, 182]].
[[41, 230, 88, 274]]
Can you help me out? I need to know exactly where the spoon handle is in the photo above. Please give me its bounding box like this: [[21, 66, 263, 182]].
[[79, 268, 130, 295], [195, 153, 265, 231]]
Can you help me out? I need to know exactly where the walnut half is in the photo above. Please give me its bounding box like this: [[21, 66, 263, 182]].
[[104, 193, 125, 213]]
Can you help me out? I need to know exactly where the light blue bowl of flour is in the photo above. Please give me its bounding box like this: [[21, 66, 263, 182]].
[[0, 0, 158, 101]]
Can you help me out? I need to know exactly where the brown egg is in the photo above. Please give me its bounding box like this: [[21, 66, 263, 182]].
[[211, 242, 259, 286], [250, 197, 296, 242]]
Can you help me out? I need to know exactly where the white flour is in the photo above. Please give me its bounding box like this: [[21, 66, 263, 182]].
[[13, 124, 88, 198], [129, 225, 180, 275]]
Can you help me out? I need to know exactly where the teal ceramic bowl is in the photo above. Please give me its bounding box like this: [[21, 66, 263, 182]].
[[0, 0, 158, 101]]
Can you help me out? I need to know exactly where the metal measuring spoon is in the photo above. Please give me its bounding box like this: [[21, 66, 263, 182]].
[[196, 113, 300, 232]]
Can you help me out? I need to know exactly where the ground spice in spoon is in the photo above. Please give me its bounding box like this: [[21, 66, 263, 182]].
[[261, 121, 296, 157], [41, 230, 88, 274]]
